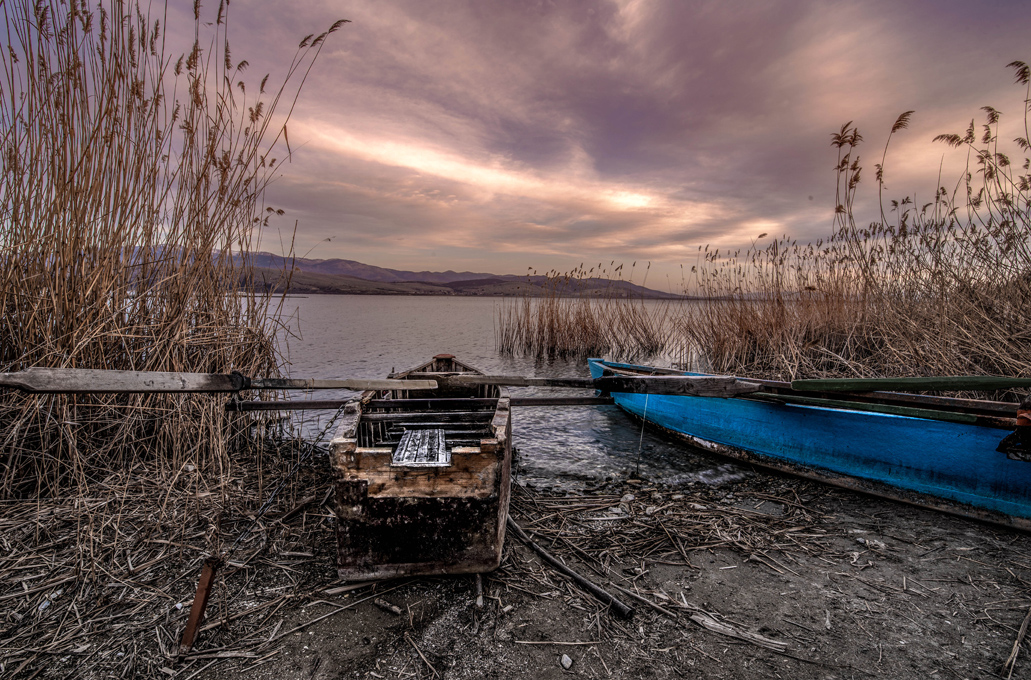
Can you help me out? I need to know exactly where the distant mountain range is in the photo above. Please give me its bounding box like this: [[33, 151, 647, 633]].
[[245, 253, 682, 298]]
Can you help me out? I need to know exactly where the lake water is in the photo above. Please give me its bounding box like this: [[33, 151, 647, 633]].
[[278, 295, 746, 489]]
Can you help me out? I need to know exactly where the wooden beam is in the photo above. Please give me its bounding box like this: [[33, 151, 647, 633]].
[[446, 374, 761, 397], [510, 396, 615, 407], [249, 378, 438, 391], [179, 557, 221, 653], [227, 396, 616, 411], [362, 411, 492, 423], [595, 375, 761, 398], [0, 367, 246, 393], [440, 374, 596, 388], [0, 368, 437, 394], [791, 376, 1031, 393], [226, 399, 350, 411]]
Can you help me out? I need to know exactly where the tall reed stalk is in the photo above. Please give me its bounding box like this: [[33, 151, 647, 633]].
[[0, 0, 344, 496]]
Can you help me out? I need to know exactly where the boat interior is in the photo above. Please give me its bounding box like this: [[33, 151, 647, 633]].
[[352, 355, 503, 461]]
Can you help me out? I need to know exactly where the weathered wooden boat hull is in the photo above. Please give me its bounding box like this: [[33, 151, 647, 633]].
[[589, 358, 1031, 530], [332, 355, 511, 580]]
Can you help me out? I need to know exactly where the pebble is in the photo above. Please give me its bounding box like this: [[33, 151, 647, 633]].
[[620, 493, 635, 503], [560, 654, 573, 670], [645, 505, 658, 515]]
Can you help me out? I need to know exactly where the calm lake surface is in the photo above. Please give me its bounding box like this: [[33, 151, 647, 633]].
[[279, 295, 744, 489]]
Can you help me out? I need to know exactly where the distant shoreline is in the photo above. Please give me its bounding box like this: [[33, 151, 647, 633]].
[[237, 256, 694, 299], [271, 289, 702, 300]]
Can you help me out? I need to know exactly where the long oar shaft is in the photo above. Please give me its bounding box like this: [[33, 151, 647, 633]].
[[0, 368, 246, 393], [445, 374, 760, 398], [0, 367, 437, 393], [792, 376, 1031, 393]]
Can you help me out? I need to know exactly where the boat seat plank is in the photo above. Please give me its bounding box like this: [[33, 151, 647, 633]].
[[393, 428, 450, 467]]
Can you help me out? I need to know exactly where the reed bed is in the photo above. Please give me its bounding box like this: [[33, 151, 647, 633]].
[[495, 265, 674, 360], [500, 62, 1031, 395], [679, 66, 1031, 389], [0, 0, 344, 496]]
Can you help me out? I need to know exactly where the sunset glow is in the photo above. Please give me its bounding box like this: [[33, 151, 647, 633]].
[[213, 0, 1030, 281]]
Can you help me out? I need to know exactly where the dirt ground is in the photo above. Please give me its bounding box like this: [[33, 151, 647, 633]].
[[4, 449, 1031, 679]]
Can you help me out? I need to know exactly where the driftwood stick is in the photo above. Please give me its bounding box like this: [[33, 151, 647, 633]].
[[506, 516, 634, 618]]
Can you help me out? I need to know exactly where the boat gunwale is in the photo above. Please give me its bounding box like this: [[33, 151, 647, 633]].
[[589, 357, 1031, 532], [592, 359, 1019, 420]]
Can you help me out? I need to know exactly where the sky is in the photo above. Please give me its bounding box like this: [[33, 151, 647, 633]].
[[196, 0, 1029, 288]]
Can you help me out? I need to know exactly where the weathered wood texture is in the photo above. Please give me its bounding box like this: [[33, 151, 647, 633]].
[[392, 429, 449, 467], [250, 378, 438, 391], [0, 367, 246, 393], [332, 355, 512, 581], [595, 375, 760, 397], [226, 396, 615, 411], [440, 373, 760, 397], [509, 396, 615, 407], [0, 368, 437, 393]]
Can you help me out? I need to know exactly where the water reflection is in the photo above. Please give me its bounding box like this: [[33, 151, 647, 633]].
[[277, 295, 744, 490]]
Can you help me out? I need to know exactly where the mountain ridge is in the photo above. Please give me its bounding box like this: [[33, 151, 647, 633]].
[[246, 253, 683, 298]]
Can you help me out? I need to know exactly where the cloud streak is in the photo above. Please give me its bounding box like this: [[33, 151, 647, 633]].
[[220, 0, 1031, 280]]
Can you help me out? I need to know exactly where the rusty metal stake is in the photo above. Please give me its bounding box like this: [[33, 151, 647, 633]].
[[179, 556, 222, 654]]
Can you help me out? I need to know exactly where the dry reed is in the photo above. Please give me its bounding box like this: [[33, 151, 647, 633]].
[[496, 264, 673, 360], [679, 62, 1031, 391], [500, 62, 1031, 396], [0, 0, 345, 496]]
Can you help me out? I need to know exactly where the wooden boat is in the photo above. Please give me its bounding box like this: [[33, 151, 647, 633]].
[[588, 358, 1031, 530], [331, 354, 511, 580]]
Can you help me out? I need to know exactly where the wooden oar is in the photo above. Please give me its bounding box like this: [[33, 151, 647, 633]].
[[445, 373, 761, 398], [791, 376, 1031, 393], [0, 367, 437, 393], [226, 396, 617, 411]]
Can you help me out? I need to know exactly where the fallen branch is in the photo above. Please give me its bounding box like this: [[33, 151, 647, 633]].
[[506, 516, 634, 618]]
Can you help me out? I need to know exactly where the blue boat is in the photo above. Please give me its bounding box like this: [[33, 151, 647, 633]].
[[588, 358, 1031, 530]]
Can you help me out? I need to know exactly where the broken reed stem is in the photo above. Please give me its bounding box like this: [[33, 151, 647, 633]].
[[1005, 604, 1031, 678]]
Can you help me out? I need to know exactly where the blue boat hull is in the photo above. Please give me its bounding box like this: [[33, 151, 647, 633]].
[[589, 358, 1031, 529]]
